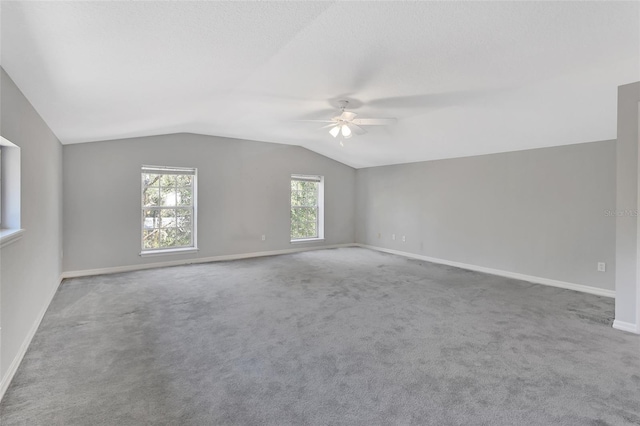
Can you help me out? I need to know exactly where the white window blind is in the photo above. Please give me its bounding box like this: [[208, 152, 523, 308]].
[[142, 165, 196, 175]]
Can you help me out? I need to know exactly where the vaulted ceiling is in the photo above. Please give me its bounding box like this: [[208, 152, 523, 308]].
[[1, 1, 638, 168]]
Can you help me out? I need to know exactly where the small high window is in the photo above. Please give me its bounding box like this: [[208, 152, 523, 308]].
[[290, 174, 324, 241], [141, 165, 197, 255]]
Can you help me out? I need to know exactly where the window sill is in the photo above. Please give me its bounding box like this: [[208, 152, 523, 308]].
[[0, 228, 25, 248], [290, 238, 325, 244], [140, 247, 199, 257]]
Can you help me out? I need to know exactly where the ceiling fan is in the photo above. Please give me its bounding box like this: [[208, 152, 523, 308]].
[[304, 100, 397, 144]]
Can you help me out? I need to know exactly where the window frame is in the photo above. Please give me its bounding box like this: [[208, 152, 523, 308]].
[[0, 137, 23, 248], [290, 174, 324, 243], [140, 165, 198, 256]]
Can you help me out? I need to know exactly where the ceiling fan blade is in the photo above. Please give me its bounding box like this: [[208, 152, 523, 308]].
[[351, 118, 397, 126], [340, 111, 357, 122], [293, 108, 340, 121], [296, 119, 337, 123], [365, 90, 504, 110], [349, 123, 367, 135], [320, 123, 339, 129]]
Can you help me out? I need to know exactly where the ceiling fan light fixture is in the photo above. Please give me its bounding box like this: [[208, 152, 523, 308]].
[[309, 99, 395, 143]]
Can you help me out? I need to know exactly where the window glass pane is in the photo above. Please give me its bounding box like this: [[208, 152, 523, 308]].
[[159, 208, 176, 228], [175, 229, 192, 247], [143, 187, 160, 207], [159, 228, 177, 247], [291, 180, 318, 209], [160, 208, 175, 217], [143, 174, 160, 188], [143, 209, 159, 229], [161, 187, 178, 206], [176, 209, 191, 229], [307, 208, 317, 223], [291, 190, 303, 207], [160, 217, 176, 228], [291, 218, 302, 239], [143, 229, 159, 249], [297, 207, 307, 222], [307, 191, 317, 206], [177, 188, 192, 206], [176, 175, 192, 186], [160, 174, 177, 187]]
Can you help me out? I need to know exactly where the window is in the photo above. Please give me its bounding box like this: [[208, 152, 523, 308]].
[[0, 137, 23, 247], [290, 174, 324, 241], [141, 165, 197, 255]]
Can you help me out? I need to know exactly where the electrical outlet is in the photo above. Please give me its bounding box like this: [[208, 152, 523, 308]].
[[377, 232, 381, 239], [392, 234, 396, 240], [597, 262, 606, 272], [261, 235, 266, 241], [402, 235, 406, 242]]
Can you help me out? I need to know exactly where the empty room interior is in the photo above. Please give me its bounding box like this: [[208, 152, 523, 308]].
[[1, 1, 639, 425]]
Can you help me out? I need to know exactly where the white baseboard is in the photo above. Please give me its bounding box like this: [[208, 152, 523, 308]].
[[357, 244, 616, 299], [0, 275, 63, 402], [612, 320, 640, 334], [61, 243, 357, 279]]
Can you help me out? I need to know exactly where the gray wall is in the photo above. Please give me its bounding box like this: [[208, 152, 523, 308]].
[[356, 141, 616, 291], [0, 69, 63, 382], [63, 134, 356, 272], [615, 82, 640, 327]]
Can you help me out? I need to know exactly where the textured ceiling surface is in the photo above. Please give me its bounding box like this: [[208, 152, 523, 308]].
[[1, 1, 638, 168]]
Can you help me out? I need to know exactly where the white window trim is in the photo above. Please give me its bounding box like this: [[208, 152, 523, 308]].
[[140, 247, 199, 257], [290, 174, 324, 242], [0, 137, 23, 248], [290, 237, 325, 244], [140, 165, 198, 256], [0, 228, 24, 248]]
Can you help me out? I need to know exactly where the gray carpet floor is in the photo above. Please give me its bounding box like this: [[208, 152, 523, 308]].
[[1, 247, 639, 425]]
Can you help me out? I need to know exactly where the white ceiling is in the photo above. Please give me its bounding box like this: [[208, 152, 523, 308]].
[[1, 1, 638, 168]]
